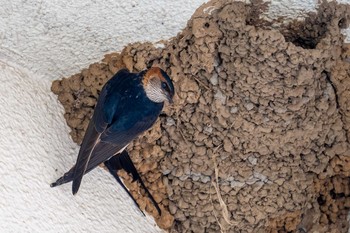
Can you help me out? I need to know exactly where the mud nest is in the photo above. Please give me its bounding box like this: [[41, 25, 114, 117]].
[[52, 0, 350, 232]]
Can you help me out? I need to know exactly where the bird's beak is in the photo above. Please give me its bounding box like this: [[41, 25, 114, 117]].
[[167, 94, 174, 104]]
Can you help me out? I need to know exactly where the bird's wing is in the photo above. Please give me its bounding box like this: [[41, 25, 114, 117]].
[[82, 115, 160, 175], [71, 69, 131, 195], [100, 114, 158, 143], [71, 120, 102, 194]]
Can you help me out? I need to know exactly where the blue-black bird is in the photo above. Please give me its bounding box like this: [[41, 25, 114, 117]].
[[51, 67, 175, 216]]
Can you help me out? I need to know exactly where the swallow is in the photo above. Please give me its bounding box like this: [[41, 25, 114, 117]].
[[51, 67, 175, 216]]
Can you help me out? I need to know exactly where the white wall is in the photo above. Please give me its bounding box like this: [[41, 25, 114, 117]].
[[0, 1, 349, 233], [0, 0, 210, 80]]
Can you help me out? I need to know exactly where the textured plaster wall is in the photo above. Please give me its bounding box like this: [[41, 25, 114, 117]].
[[0, 0, 206, 80], [0, 0, 349, 233]]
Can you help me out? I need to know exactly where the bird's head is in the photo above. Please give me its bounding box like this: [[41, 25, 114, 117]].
[[142, 67, 175, 104]]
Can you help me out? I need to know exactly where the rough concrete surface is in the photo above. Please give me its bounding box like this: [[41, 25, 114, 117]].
[[52, 0, 350, 232]]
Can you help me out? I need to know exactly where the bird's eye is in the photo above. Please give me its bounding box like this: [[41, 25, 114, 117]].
[[161, 82, 168, 90]]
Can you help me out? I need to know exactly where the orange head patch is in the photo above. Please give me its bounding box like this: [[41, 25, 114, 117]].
[[142, 67, 167, 86]]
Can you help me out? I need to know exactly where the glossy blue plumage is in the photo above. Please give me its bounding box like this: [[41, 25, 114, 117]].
[[95, 69, 163, 128], [97, 69, 164, 143], [51, 67, 174, 215]]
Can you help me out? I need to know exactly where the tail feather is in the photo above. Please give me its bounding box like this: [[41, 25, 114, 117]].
[[104, 157, 145, 216], [51, 149, 162, 216], [106, 151, 161, 216], [50, 166, 75, 187]]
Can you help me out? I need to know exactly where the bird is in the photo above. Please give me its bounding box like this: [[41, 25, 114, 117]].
[[51, 67, 175, 216]]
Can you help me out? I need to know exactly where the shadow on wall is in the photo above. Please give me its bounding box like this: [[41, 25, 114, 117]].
[[51, 0, 350, 232]]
